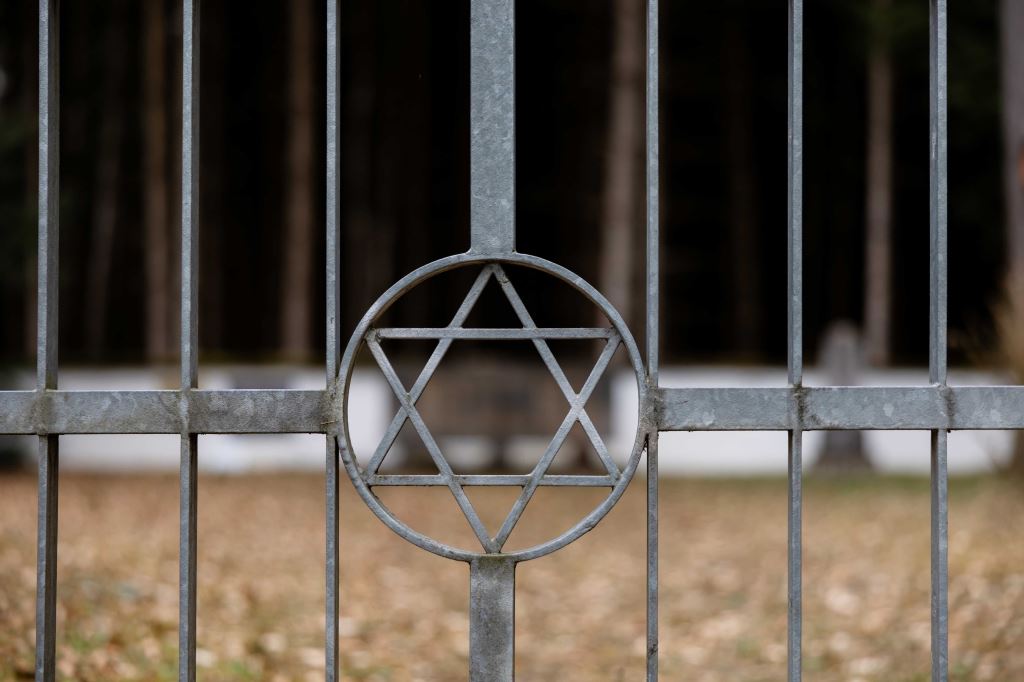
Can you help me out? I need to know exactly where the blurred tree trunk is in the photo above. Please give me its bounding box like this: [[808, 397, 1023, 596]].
[[723, 12, 759, 358], [1004, 0, 1024, 275], [22, 2, 37, 360], [1002, 0, 1024, 474], [143, 0, 170, 362], [200, 0, 226, 355], [343, 1, 382, 332], [85, 0, 127, 358], [863, 0, 893, 367], [396, 0, 431, 328], [815, 321, 872, 472], [169, 1, 183, 363], [280, 0, 315, 361], [598, 0, 642, 333]]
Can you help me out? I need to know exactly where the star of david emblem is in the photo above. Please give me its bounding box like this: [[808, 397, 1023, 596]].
[[358, 264, 623, 554]]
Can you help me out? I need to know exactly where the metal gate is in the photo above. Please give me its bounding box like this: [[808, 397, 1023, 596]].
[[4, 0, 1020, 680]]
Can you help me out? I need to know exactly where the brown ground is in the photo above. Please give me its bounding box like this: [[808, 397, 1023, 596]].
[[1, 473, 1022, 681]]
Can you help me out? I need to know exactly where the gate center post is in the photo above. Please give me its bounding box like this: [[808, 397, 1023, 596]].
[[470, 0, 516, 256], [469, 556, 517, 681]]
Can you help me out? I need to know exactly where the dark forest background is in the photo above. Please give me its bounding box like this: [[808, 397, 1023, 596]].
[[0, 0, 1012, 368]]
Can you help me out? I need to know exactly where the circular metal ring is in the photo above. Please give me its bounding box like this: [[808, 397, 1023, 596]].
[[336, 252, 649, 563]]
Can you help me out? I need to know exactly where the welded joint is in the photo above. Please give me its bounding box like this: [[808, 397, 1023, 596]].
[[790, 385, 806, 432], [33, 389, 55, 436], [179, 388, 193, 434], [644, 377, 663, 437], [325, 376, 343, 438]]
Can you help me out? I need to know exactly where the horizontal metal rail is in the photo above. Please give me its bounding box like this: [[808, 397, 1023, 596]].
[[658, 386, 1024, 431], [373, 327, 616, 340], [5, 385, 1024, 435], [366, 474, 616, 487], [0, 389, 330, 434]]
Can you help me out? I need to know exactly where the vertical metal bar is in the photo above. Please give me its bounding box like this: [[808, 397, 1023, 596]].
[[469, 557, 516, 682], [930, 429, 949, 681], [929, 1, 948, 387], [787, 429, 803, 682], [35, 1, 60, 680], [787, 0, 803, 389], [35, 437, 58, 682], [929, 2, 949, 680], [469, 0, 516, 256], [179, 0, 200, 680], [37, 1, 59, 393], [325, 0, 341, 678], [645, 0, 659, 679], [178, 435, 198, 682], [645, 435, 659, 682], [787, 1, 804, 680]]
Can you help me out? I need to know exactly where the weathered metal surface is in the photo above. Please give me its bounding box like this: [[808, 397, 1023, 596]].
[[35, 0, 59, 678], [375, 327, 615, 340], [787, 428, 803, 682], [931, 429, 949, 682], [470, 0, 515, 256], [325, 0, 341, 676], [179, 0, 201, 678], [787, 1, 805, 677], [469, 557, 516, 682], [6, 385, 1024, 437], [0, 390, 330, 434], [929, 2, 950, 679], [14, 0, 969, 677], [657, 386, 1024, 431], [645, 1, 660, 677], [337, 256, 649, 563]]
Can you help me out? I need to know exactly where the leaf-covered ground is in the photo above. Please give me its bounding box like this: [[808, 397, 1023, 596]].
[[1, 473, 1022, 681]]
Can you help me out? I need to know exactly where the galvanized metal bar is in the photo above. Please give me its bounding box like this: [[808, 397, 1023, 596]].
[[656, 385, 1024, 431], [373, 327, 614, 340], [178, 434, 198, 682], [929, 1, 949, 679], [35, 1, 60, 678], [366, 474, 615, 487], [35, 436, 58, 682], [787, 429, 803, 682], [788, 0, 804, 389], [469, 0, 516, 256], [931, 429, 949, 681], [181, 2, 200, 395], [179, 0, 200, 678], [787, 2, 804, 679], [325, 437, 340, 682], [0, 389, 329, 435], [645, 0, 659, 383], [37, 0, 59, 393], [326, 0, 341, 385], [325, 0, 341, 677], [8, 385, 1024, 435], [645, 1, 659, 677], [929, 0, 948, 388], [646, 433, 659, 682], [469, 557, 516, 682]]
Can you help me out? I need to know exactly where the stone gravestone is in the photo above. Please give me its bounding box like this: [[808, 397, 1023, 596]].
[[816, 320, 873, 471]]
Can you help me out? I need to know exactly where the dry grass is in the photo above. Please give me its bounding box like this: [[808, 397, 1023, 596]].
[[1, 472, 1023, 681]]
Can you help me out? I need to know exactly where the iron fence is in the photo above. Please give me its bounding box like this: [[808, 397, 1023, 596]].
[[4, 0, 1020, 680]]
